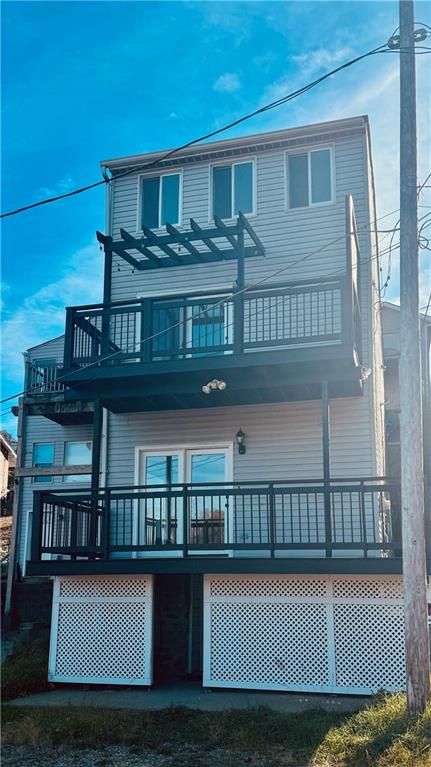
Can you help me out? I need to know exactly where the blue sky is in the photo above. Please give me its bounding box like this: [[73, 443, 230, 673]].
[[1, 0, 430, 435]]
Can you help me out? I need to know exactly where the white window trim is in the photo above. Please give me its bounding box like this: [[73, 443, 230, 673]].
[[285, 145, 335, 211], [136, 169, 183, 233], [32, 441, 55, 484], [133, 443, 234, 557], [208, 157, 257, 223], [62, 440, 92, 484]]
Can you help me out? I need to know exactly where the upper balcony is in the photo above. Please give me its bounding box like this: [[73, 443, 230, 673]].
[[61, 199, 362, 411], [24, 359, 94, 424]]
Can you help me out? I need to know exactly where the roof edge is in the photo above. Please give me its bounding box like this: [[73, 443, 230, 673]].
[[101, 115, 368, 171]]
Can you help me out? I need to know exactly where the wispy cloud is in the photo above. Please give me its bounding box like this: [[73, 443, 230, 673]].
[[1, 242, 103, 384], [36, 174, 74, 199], [291, 46, 352, 79], [213, 73, 242, 94]]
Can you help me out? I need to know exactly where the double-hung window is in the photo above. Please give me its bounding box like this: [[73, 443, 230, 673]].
[[63, 441, 92, 483], [212, 161, 254, 219], [287, 147, 333, 209], [33, 443, 54, 483], [140, 173, 181, 229]]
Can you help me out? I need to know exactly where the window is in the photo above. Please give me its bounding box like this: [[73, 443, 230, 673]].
[[63, 441, 92, 483], [287, 148, 333, 208], [212, 161, 254, 219], [141, 173, 180, 229], [33, 443, 54, 483]]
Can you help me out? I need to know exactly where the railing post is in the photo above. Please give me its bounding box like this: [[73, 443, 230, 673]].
[[359, 481, 368, 558], [101, 307, 110, 358], [31, 492, 44, 561], [233, 225, 245, 354], [141, 299, 152, 362], [322, 382, 333, 557], [269, 482, 276, 557], [70, 502, 78, 560], [64, 308, 75, 368], [103, 489, 111, 560], [182, 484, 188, 557]]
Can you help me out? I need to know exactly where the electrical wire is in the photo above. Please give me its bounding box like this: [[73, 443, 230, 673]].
[[0, 39, 416, 221], [0, 204, 405, 405]]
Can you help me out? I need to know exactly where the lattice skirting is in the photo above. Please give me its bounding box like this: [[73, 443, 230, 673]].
[[48, 575, 153, 685], [203, 574, 405, 695]]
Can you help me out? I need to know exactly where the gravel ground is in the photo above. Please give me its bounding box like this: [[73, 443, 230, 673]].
[[1, 744, 293, 767]]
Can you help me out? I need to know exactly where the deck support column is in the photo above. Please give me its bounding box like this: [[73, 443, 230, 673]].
[[90, 399, 103, 556], [322, 381, 332, 557], [233, 222, 245, 354]]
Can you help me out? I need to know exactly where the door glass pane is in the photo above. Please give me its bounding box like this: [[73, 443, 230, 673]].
[[213, 166, 232, 219], [152, 305, 181, 359], [310, 149, 332, 203], [190, 453, 226, 545], [288, 154, 308, 208], [142, 177, 160, 228], [191, 303, 225, 354], [161, 174, 180, 225], [144, 455, 179, 546], [145, 455, 179, 485], [234, 162, 253, 214]]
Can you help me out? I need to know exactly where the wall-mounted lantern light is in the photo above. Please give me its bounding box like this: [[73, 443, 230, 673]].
[[236, 428, 246, 455]]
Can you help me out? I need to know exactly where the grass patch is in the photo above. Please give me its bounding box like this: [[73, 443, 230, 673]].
[[311, 693, 431, 767], [1, 633, 50, 702], [2, 694, 430, 766]]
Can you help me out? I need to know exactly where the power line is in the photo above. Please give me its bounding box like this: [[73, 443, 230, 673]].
[[0, 204, 405, 405], [0, 40, 412, 221]]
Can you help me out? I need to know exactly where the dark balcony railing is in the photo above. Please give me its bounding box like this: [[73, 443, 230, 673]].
[[31, 478, 400, 563], [26, 362, 65, 397], [64, 275, 360, 368]]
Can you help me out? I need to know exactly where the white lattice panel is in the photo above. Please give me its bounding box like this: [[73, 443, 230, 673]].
[[209, 575, 327, 599], [49, 576, 153, 685], [204, 575, 405, 695], [333, 603, 405, 689]]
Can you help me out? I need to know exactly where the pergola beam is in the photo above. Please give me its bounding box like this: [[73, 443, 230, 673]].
[[120, 228, 164, 267], [189, 218, 220, 254], [97, 214, 265, 271], [165, 223, 204, 262]]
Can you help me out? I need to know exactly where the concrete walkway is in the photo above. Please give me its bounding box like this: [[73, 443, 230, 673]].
[[7, 681, 368, 712]]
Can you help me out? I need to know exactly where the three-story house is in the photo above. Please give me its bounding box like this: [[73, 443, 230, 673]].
[[10, 115, 410, 694]]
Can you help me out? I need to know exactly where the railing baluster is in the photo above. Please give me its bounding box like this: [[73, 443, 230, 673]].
[[269, 483, 275, 557]]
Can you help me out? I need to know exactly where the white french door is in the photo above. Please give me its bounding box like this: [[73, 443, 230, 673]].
[[135, 446, 232, 556]]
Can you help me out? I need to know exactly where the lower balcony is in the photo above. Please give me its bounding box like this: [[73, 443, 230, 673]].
[[27, 478, 402, 576]]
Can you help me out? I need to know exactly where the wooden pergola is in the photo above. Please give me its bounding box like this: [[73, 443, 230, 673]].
[[97, 212, 265, 287]]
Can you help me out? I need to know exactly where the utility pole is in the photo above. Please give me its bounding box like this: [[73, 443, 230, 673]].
[[399, 0, 430, 713]]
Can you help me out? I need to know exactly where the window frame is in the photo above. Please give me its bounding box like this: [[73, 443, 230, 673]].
[[62, 440, 92, 484], [285, 145, 335, 211], [137, 169, 183, 232], [209, 157, 257, 222], [32, 442, 55, 484]]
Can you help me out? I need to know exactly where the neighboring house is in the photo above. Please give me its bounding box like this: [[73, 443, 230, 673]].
[[0, 433, 17, 516], [9, 115, 425, 695]]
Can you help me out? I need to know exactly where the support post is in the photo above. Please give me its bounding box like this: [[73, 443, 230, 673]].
[[4, 398, 25, 620], [399, 0, 430, 713], [89, 400, 103, 554], [101, 240, 113, 357], [233, 223, 245, 354], [321, 381, 332, 557]]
